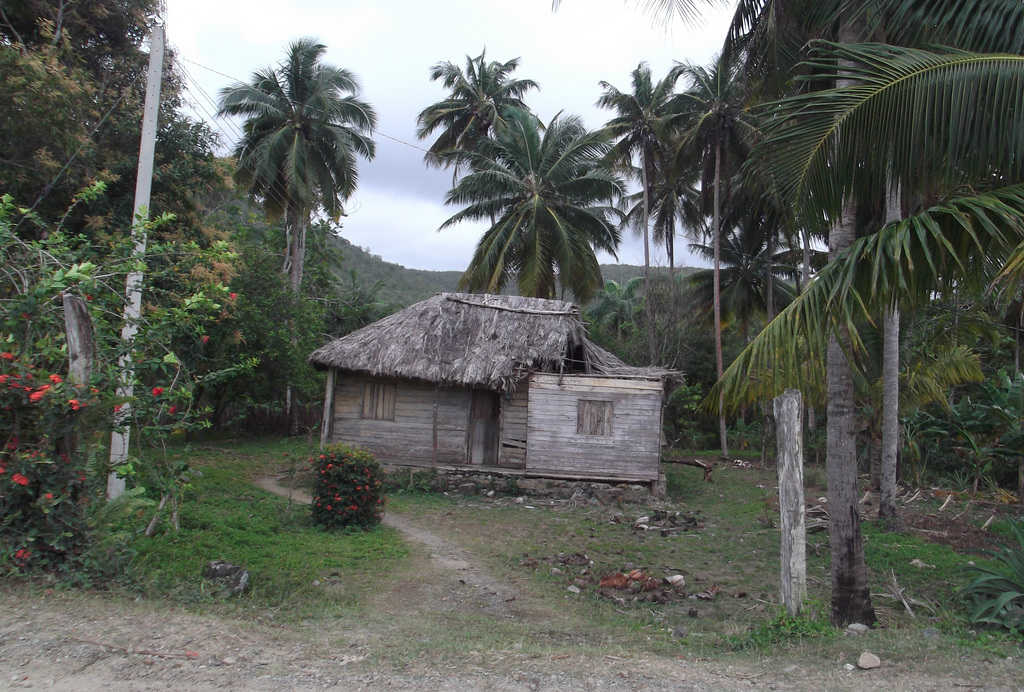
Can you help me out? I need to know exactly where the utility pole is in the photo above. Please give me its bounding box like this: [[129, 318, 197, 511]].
[[108, 15, 164, 500]]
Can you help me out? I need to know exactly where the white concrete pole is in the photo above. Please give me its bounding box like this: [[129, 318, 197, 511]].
[[108, 21, 164, 500]]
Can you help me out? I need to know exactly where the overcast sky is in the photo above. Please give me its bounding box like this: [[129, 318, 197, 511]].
[[167, 0, 735, 271]]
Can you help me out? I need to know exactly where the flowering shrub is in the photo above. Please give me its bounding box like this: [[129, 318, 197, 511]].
[[0, 190, 250, 577], [310, 445, 386, 530], [1, 354, 94, 575]]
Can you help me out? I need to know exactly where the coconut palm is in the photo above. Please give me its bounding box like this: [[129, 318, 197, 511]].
[[440, 109, 623, 304], [588, 277, 646, 336], [218, 38, 377, 434], [673, 51, 757, 459], [416, 50, 538, 170], [688, 213, 798, 342], [218, 38, 377, 294], [597, 62, 684, 281]]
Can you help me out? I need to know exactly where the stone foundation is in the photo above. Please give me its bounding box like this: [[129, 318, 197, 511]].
[[384, 465, 664, 504]]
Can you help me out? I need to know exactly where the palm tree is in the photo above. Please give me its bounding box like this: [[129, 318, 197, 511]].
[[416, 50, 538, 170], [597, 63, 684, 284], [588, 277, 646, 336], [688, 214, 797, 342], [440, 109, 623, 304], [218, 38, 377, 433], [673, 51, 756, 460], [218, 38, 377, 294]]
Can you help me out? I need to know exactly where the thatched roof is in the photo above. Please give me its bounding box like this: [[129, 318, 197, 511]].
[[309, 293, 676, 392]]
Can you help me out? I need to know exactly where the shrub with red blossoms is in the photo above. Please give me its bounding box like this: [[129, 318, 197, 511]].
[[1, 350, 92, 576], [310, 444, 386, 530]]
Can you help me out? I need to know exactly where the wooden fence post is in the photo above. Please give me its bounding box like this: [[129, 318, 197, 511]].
[[774, 388, 807, 616]]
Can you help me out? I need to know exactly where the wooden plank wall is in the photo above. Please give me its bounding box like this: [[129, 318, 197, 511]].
[[526, 373, 663, 481], [498, 379, 528, 468], [332, 375, 471, 464]]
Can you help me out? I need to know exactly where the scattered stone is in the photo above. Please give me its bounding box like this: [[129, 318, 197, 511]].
[[566, 585, 581, 595], [857, 652, 881, 669], [909, 559, 936, 569], [514, 497, 525, 504], [687, 607, 699, 618], [843, 663, 856, 671], [202, 561, 251, 596], [671, 626, 687, 638], [922, 628, 941, 639], [457, 483, 477, 495], [486, 490, 495, 497], [846, 623, 870, 636], [222, 656, 237, 666], [550, 568, 563, 576]]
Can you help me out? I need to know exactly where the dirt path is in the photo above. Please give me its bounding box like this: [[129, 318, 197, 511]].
[[254, 475, 519, 616]]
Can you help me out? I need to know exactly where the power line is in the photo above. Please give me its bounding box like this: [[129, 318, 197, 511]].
[[179, 56, 431, 155]]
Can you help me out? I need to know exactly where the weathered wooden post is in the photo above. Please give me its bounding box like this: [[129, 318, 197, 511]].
[[60, 294, 94, 461], [774, 388, 806, 616]]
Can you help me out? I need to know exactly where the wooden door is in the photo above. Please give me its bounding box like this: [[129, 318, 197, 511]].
[[468, 389, 499, 465]]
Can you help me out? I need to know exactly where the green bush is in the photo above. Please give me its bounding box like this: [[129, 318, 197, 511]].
[[310, 445, 386, 530], [960, 519, 1024, 637]]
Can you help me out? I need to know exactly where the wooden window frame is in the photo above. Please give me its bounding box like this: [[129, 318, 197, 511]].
[[577, 399, 613, 436], [361, 381, 396, 421]]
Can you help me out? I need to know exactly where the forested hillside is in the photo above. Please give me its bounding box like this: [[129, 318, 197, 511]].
[[329, 232, 693, 307]]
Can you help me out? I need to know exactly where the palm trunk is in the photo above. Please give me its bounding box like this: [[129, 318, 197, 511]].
[[824, 10, 876, 628], [879, 308, 900, 523], [713, 143, 728, 459], [879, 187, 901, 525], [762, 229, 776, 469], [826, 201, 875, 627], [285, 205, 308, 436], [641, 147, 654, 362]]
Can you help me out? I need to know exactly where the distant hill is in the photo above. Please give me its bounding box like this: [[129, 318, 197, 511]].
[[328, 234, 694, 307]]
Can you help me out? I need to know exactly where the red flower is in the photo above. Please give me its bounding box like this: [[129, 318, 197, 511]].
[[349, 505, 358, 511], [0, 352, 13, 361], [229, 292, 237, 300], [168, 405, 178, 415], [12, 473, 29, 486], [45, 493, 53, 500], [326, 505, 332, 511], [29, 390, 45, 403], [201, 335, 210, 344], [14, 549, 30, 560], [49, 374, 63, 384], [152, 386, 164, 396], [114, 404, 123, 413], [68, 399, 81, 411], [0, 375, 8, 384]]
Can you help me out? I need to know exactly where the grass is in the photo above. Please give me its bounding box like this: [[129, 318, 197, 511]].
[[125, 437, 407, 619], [84, 436, 1023, 674]]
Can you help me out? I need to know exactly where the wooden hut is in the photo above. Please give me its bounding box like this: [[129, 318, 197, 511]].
[[308, 293, 677, 484]]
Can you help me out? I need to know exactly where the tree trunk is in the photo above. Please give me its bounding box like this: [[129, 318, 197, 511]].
[[826, 201, 876, 628], [285, 204, 308, 436], [879, 308, 900, 524], [713, 143, 729, 459], [761, 226, 776, 468], [775, 389, 806, 617], [641, 147, 655, 363], [879, 186, 901, 525], [824, 9, 876, 628]]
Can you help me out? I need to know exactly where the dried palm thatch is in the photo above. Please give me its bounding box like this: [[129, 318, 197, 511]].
[[309, 293, 676, 392]]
